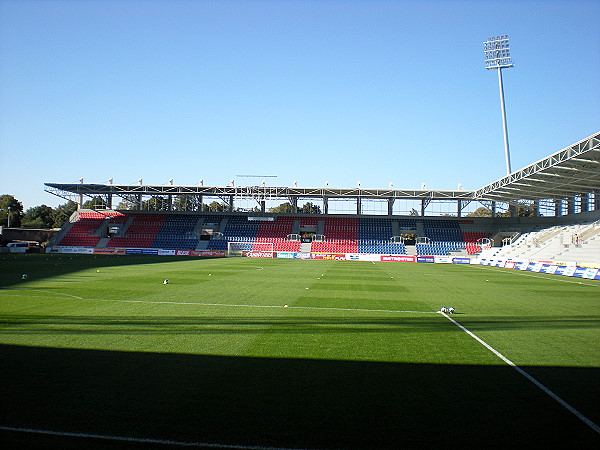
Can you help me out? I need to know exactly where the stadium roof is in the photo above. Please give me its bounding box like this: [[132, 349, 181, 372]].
[[45, 131, 600, 211], [474, 131, 600, 202]]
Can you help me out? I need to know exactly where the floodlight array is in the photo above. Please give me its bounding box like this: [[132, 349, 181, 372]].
[[483, 35, 514, 69]]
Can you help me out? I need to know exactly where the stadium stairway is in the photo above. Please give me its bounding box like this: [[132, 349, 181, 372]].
[[97, 237, 111, 248]]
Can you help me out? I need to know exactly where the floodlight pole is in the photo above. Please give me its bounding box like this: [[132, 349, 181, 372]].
[[497, 68, 511, 175], [484, 35, 514, 176]]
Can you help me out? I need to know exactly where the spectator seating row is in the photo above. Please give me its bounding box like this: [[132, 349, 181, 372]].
[[107, 214, 167, 248], [357, 217, 406, 254], [255, 216, 300, 252], [57, 212, 492, 256]]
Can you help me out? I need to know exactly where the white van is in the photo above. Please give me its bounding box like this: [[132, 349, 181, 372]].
[[7, 242, 33, 253]]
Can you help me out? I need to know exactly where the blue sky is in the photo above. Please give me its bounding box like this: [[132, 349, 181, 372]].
[[1, 0, 599, 211]]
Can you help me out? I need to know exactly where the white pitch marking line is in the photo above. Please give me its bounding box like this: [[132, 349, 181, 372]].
[[440, 312, 600, 435], [0, 425, 312, 449], [0, 288, 84, 299]]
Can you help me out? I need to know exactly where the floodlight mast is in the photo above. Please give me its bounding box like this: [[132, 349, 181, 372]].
[[484, 35, 514, 175]]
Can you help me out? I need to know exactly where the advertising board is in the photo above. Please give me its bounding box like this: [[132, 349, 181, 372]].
[[311, 253, 346, 260], [56, 247, 94, 254], [417, 256, 435, 263], [126, 248, 159, 255], [94, 248, 126, 255], [582, 268, 599, 279], [434, 256, 452, 264], [381, 255, 416, 262], [247, 251, 274, 258], [452, 258, 471, 264], [277, 252, 296, 259]]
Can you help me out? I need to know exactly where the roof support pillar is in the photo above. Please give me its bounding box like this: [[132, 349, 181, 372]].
[[357, 197, 361, 215], [387, 198, 394, 216], [584, 193, 591, 212], [323, 197, 329, 214], [567, 197, 575, 215], [554, 199, 561, 216]]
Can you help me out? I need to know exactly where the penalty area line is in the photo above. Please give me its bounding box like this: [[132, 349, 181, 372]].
[[439, 312, 600, 435], [0, 425, 313, 449]]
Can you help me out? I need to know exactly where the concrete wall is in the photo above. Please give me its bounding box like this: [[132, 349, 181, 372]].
[[0, 227, 59, 246]]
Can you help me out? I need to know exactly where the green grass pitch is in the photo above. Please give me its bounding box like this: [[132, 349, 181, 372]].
[[1, 254, 599, 448]]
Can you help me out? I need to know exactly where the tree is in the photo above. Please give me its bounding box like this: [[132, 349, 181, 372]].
[[142, 196, 169, 211], [52, 201, 78, 227], [116, 198, 139, 210], [82, 196, 108, 210], [22, 205, 55, 228], [466, 207, 493, 218], [173, 195, 204, 212], [207, 201, 226, 212], [0, 194, 23, 227], [299, 202, 321, 214], [517, 204, 536, 217], [269, 202, 294, 213]]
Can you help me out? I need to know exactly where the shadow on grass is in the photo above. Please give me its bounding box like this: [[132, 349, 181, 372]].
[[0, 345, 598, 449], [1, 314, 599, 335], [0, 254, 223, 289]]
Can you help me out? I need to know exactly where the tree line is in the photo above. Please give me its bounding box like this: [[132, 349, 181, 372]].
[[0, 194, 323, 229], [2, 193, 533, 229]]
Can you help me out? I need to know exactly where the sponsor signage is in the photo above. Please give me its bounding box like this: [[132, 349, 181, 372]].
[[295, 253, 311, 260], [417, 256, 435, 263], [126, 248, 159, 255], [94, 248, 126, 255], [311, 253, 346, 260], [554, 266, 567, 276], [247, 251, 274, 258], [582, 268, 599, 279], [530, 262, 543, 273], [56, 247, 94, 254], [452, 258, 471, 264], [434, 256, 452, 264], [381, 255, 416, 262], [198, 250, 226, 257], [357, 254, 380, 262], [277, 252, 296, 259]]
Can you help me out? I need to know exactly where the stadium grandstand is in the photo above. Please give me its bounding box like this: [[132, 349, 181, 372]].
[[44, 131, 600, 271]]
